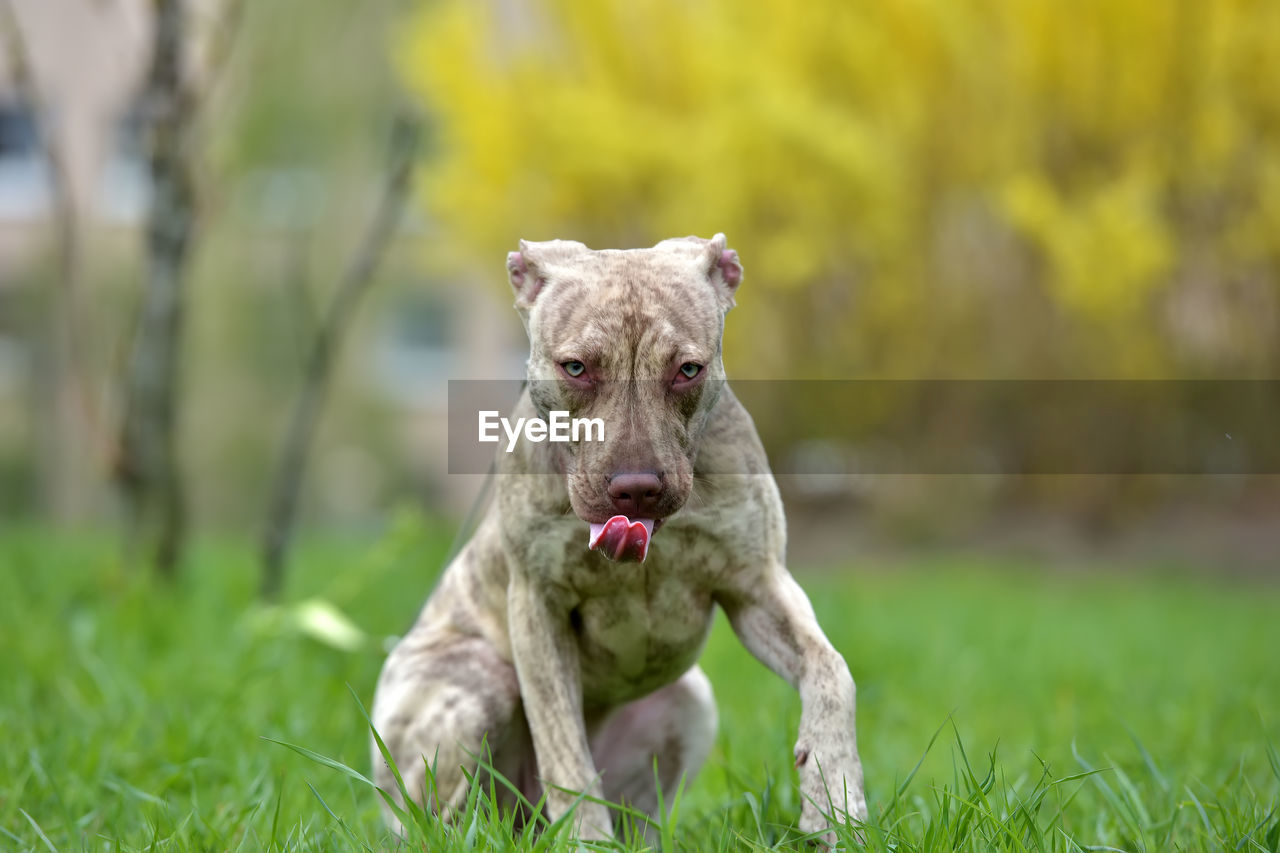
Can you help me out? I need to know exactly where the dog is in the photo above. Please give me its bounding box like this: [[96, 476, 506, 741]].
[[371, 234, 867, 842]]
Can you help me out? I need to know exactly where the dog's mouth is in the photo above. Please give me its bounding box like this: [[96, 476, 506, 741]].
[[587, 516, 665, 563]]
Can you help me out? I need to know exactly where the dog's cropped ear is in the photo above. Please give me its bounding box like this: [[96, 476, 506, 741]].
[[508, 239, 591, 311], [507, 240, 545, 310], [703, 233, 743, 308]]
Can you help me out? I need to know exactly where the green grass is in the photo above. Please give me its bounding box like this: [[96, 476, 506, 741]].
[[2, 511, 1278, 851]]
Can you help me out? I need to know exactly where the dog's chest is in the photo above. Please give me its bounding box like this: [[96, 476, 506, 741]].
[[570, 555, 716, 705]]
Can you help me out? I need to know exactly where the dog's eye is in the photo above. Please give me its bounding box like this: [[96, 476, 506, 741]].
[[562, 361, 586, 378], [679, 362, 702, 379]]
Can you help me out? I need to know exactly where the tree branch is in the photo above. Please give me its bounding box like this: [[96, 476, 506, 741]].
[[259, 110, 423, 600]]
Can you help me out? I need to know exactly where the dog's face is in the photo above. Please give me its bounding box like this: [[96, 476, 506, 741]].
[[507, 235, 743, 559]]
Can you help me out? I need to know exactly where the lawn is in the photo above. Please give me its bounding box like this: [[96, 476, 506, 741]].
[[2, 512, 1278, 851]]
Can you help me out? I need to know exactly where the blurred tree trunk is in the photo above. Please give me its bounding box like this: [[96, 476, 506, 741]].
[[259, 112, 421, 600], [115, 0, 198, 577]]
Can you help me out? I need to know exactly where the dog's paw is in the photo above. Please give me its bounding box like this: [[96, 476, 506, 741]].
[[799, 801, 867, 850], [797, 751, 867, 848], [567, 802, 616, 845]]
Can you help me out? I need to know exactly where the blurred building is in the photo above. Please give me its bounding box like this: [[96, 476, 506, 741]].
[[0, 1, 150, 241], [0, 1, 149, 520]]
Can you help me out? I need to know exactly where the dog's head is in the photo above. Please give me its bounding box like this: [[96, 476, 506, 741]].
[[507, 234, 743, 561]]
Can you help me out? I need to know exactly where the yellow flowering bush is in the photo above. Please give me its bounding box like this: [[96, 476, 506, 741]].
[[399, 0, 1280, 377]]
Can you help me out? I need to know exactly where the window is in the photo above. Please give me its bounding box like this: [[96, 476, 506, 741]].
[[374, 290, 458, 407], [95, 100, 149, 223], [0, 101, 49, 221]]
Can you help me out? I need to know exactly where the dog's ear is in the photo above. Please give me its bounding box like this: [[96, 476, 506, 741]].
[[507, 241, 545, 309], [508, 239, 591, 310], [703, 233, 743, 308]]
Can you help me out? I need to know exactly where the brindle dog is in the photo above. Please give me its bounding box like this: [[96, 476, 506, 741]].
[[371, 234, 867, 842]]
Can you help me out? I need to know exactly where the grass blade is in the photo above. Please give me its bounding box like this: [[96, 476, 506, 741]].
[[18, 809, 58, 853]]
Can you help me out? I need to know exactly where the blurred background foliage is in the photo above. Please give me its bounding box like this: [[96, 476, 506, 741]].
[[1, 0, 1277, 566], [401, 0, 1280, 379]]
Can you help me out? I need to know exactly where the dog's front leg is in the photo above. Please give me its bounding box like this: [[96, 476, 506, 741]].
[[719, 566, 867, 843], [507, 570, 614, 841]]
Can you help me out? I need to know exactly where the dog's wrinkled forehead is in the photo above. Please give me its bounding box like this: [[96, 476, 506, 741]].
[[533, 247, 716, 347], [506, 234, 743, 366]]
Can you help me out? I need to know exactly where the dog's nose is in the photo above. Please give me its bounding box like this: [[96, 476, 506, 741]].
[[607, 472, 663, 517]]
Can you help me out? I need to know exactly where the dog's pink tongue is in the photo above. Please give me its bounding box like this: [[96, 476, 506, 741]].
[[587, 516, 655, 563]]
